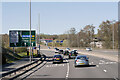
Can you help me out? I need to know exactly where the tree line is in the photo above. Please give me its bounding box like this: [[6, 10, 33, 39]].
[[1, 20, 119, 49], [38, 20, 119, 49]]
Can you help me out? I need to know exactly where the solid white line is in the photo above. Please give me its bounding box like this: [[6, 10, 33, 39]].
[[66, 60, 69, 79]]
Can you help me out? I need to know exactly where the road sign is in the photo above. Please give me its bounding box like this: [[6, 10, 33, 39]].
[[9, 30, 36, 47], [60, 40, 63, 43], [56, 41, 59, 43]]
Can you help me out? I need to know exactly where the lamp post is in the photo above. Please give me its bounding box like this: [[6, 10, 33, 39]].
[[111, 20, 116, 50], [113, 23, 114, 50], [38, 13, 41, 54], [29, 0, 32, 62]]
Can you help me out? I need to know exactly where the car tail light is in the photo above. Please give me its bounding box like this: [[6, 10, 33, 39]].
[[56, 58, 60, 59], [76, 60, 79, 62]]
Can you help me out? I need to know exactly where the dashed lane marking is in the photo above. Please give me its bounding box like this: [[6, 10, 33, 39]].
[[99, 61, 117, 65], [103, 70, 107, 72], [96, 65, 99, 67], [46, 64, 65, 68], [91, 62, 94, 64], [66, 60, 69, 79]]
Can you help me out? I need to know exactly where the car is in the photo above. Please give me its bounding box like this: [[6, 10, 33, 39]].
[[53, 55, 63, 63], [74, 55, 89, 67], [54, 48, 58, 49], [72, 49, 78, 53], [68, 51, 78, 59], [54, 48, 59, 53], [63, 50, 69, 55], [66, 48, 70, 51], [86, 48, 92, 51], [48, 47, 50, 49], [58, 49, 64, 54]]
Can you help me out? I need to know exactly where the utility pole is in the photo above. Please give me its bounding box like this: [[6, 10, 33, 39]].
[[29, 0, 32, 62]]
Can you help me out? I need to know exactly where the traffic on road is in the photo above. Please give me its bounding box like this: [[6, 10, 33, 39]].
[[16, 48, 118, 80]]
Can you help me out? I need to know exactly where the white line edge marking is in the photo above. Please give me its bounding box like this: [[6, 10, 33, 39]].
[[66, 60, 69, 79]]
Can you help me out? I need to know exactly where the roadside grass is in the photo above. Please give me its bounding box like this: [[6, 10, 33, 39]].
[[6, 52, 37, 64], [17, 52, 37, 57], [5, 53, 21, 64], [17, 52, 27, 57]]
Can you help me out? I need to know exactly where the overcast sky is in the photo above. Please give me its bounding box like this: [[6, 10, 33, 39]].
[[2, 2, 118, 34]]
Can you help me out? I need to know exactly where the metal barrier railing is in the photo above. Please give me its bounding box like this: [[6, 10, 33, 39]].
[[2, 55, 45, 80]]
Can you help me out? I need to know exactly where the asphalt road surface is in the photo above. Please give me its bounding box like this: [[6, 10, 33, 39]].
[[20, 50, 118, 80], [78, 49, 118, 56]]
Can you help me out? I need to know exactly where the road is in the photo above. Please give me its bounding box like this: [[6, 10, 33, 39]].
[[19, 50, 118, 80], [78, 49, 118, 56]]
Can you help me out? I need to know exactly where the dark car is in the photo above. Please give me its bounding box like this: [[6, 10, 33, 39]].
[[54, 48, 59, 50], [63, 50, 69, 55], [53, 55, 63, 63], [58, 49, 63, 54], [54, 48, 59, 53], [69, 51, 78, 59]]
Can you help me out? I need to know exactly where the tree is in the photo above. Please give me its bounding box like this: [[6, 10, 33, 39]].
[[97, 20, 117, 49], [77, 25, 95, 47], [67, 28, 77, 47]]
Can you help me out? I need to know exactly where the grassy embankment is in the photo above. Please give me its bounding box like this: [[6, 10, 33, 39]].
[[2, 47, 37, 64]]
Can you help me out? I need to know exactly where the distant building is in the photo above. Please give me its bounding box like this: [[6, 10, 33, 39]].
[[96, 42, 103, 48], [90, 37, 103, 48], [40, 39, 53, 45]]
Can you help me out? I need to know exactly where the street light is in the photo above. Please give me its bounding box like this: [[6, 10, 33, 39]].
[[111, 20, 116, 50], [29, 0, 32, 62], [38, 13, 40, 53]]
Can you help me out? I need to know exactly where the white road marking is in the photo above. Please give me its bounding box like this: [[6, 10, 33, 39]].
[[103, 70, 107, 72], [66, 60, 69, 79], [99, 63, 103, 64], [91, 62, 94, 64], [46, 64, 65, 68], [99, 61, 117, 65], [113, 76, 118, 80], [96, 65, 99, 67], [100, 60, 105, 62], [55, 64, 57, 66]]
